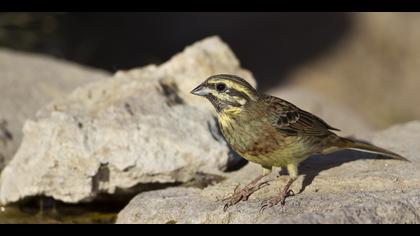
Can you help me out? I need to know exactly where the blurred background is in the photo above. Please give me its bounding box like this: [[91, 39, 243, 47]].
[[1, 12, 420, 224], [1, 12, 419, 128]]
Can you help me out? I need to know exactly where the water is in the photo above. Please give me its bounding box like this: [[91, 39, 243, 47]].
[[0, 197, 125, 224], [0, 172, 226, 224]]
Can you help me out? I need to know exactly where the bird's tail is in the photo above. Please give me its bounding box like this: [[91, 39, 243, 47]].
[[324, 135, 409, 161]]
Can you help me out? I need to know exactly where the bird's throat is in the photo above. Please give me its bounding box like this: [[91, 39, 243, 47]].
[[218, 108, 242, 132]]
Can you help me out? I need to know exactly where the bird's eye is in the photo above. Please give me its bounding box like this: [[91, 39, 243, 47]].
[[216, 83, 226, 92]]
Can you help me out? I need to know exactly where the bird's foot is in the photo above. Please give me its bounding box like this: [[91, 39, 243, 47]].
[[223, 181, 269, 212], [260, 189, 294, 213]]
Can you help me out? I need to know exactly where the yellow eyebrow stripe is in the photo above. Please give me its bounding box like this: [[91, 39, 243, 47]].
[[208, 79, 257, 100]]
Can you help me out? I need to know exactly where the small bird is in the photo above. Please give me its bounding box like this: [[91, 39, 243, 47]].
[[191, 74, 408, 212]]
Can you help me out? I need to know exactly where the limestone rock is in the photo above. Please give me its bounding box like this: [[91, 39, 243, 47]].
[[116, 187, 420, 224], [0, 36, 255, 204], [0, 48, 109, 170], [117, 121, 420, 224]]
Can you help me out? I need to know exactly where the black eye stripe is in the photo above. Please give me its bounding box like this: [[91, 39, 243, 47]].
[[226, 88, 250, 101]]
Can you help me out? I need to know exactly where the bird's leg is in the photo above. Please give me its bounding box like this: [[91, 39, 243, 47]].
[[260, 163, 298, 212], [223, 166, 272, 211], [260, 177, 296, 211]]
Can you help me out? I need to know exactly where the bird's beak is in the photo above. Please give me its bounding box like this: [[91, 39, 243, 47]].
[[190, 84, 210, 96]]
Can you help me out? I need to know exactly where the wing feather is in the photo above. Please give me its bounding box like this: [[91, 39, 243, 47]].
[[262, 95, 339, 136]]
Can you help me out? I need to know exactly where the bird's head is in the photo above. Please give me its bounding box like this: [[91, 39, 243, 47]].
[[191, 74, 258, 113]]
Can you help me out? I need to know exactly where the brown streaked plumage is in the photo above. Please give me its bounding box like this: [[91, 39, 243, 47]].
[[191, 74, 408, 212]]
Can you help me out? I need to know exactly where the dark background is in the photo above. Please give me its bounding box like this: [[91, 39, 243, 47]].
[[0, 12, 352, 91]]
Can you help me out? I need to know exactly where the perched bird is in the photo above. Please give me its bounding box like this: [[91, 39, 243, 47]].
[[191, 74, 408, 212]]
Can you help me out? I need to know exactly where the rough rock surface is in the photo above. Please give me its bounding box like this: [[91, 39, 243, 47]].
[[117, 121, 420, 224], [0, 36, 255, 204], [0, 49, 109, 170]]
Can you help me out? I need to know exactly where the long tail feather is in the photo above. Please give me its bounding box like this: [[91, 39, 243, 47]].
[[331, 136, 409, 162]]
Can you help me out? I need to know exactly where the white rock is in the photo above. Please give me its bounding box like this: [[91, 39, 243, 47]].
[[0, 36, 255, 204], [0, 49, 109, 170]]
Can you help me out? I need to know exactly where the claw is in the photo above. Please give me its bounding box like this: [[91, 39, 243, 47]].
[[280, 190, 295, 205], [223, 203, 229, 212], [260, 189, 295, 211], [222, 181, 270, 211], [259, 205, 267, 214], [222, 189, 245, 212], [259, 198, 277, 213]]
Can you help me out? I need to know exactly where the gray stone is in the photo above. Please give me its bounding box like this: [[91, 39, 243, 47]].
[[0, 48, 109, 170], [0, 36, 255, 204], [116, 121, 420, 224], [116, 187, 420, 224]]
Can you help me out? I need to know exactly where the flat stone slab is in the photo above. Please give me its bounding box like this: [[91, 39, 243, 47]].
[[117, 121, 420, 224]]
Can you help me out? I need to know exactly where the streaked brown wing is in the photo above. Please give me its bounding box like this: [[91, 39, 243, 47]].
[[262, 95, 340, 136]]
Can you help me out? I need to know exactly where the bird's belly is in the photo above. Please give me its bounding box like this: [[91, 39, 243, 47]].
[[220, 120, 315, 167], [237, 137, 313, 167]]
